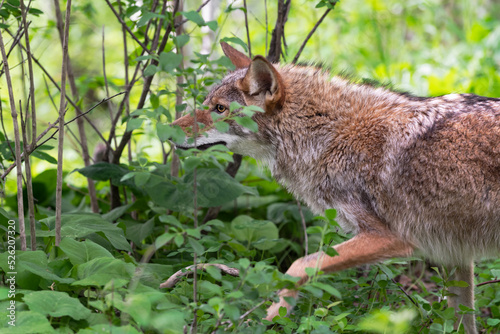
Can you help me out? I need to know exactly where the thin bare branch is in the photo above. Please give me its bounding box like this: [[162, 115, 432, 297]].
[[104, 0, 152, 54], [0, 29, 27, 251], [476, 279, 500, 287], [19, 102, 36, 250], [55, 0, 72, 247], [243, 0, 252, 57], [292, 3, 337, 64], [53, 0, 100, 214], [101, 26, 116, 148]]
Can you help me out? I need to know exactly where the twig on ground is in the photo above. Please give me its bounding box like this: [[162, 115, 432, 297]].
[[160, 263, 240, 289]]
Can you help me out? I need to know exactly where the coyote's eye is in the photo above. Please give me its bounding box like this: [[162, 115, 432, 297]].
[[215, 104, 226, 114]]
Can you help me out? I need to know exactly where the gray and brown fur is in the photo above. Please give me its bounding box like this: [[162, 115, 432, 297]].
[[173, 42, 500, 333]]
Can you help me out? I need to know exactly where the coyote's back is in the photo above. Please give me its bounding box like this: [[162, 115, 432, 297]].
[[172, 42, 500, 333]]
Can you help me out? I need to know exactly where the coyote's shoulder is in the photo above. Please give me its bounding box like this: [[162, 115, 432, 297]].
[[173, 42, 500, 332]]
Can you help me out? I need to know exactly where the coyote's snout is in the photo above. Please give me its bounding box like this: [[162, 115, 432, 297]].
[[172, 42, 500, 333]]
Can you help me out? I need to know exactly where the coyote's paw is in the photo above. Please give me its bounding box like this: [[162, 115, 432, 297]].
[[264, 289, 299, 321]]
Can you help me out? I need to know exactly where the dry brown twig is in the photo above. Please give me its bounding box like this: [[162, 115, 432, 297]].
[[160, 263, 240, 289]]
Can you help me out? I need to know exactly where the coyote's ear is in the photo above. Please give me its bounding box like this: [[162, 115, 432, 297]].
[[238, 55, 285, 112], [221, 42, 251, 69]]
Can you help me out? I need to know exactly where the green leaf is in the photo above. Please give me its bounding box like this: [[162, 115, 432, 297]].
[[188, 237, 205, 255], [24, 291, 91, 320], [73, 257, 135, 287], [124, 218, 155, 245], [144, 64, 158, 77], [206, 20, 218, 32], [75, 162, 135, 189], [446, 280, 469, 288], [31, 150, 57, 164], [174, 34, 190, 48], [234, 116, 258, 132], [169, 125, 186, 144], [214, 121, 229, 133], [59, 238, 114, 266], [38, 213, 132, 251], [145, 167, 256, 211], [487, 318, 500, 326], [278, 306, 287, 318], [224, 303, 240, 322], [102, 203, 133, 222], [205, 265, 222, 281], [126, 117, 144, 132], [0, 311, 52, 333], [180, 10, 205, 26], [157, 123, 173, 141], [159, 51, 183, 72], [220, 36, 248, 52], [311, 282, 342, 298], [231, 215, 278, 250]]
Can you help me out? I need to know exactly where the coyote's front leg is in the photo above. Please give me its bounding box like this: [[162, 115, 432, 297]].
[[265, 232, 414, 321]]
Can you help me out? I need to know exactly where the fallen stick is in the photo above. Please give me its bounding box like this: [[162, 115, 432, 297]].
[[160, 263, 240, 289]]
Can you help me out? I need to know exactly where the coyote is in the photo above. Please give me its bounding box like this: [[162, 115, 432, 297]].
[[172, 42, 500, 333]]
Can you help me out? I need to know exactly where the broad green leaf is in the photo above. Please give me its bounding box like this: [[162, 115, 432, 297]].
[[230, 215, 279, 250], [188, 237, 205, 255], [214, 121, 229, 133], [174, 34, 190, 48], [311, 282, 342, 298], [73, 257, 135, 287], [31, 150, 57, 164], [220, 36, 248, 52], [0, 311, 52, 333], [59, 238, 113, 266], [159, 51, 183, 72], [126, 117, 144, 132], [38, 213, 132, 251], [102, 203, 133, 222], [143, 64, 158, 77], [76, 162, 130, 184], [145, 167, 256, 211], [446, 280, 469, 288], [123, 218, 155, 245], [206, 20, 218, 32], [0, 251, 65, 289], [180, 10, 205, 26], [24, 291, 91, 320], [234, 116, 258, 132], [157, 123, 174, 141]]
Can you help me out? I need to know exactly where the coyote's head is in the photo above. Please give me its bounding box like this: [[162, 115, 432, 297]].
[[172, 42, 285, 164]]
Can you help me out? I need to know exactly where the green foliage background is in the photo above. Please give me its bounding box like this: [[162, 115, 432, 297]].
[[0, 0, 499, 333]]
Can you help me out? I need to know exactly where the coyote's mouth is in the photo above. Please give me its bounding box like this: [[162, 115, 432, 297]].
[[176, 141, 227, 151], [197, 141, 227, 150]]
